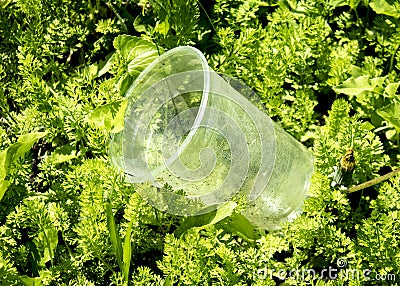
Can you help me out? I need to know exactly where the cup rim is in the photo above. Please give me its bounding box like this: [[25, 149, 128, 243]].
[[125, 46, 211, 177]]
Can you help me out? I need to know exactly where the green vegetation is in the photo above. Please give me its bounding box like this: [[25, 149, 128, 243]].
[[1, 0, 400, 285]]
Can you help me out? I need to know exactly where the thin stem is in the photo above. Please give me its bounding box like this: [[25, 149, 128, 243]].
[[389, 44, 400, 74], [107, 1, 128, 33], [196, 0, 218, 39], [346, 167, 400, 193]]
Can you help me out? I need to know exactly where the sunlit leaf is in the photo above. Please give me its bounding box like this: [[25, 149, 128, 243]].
[[376, 102, 400, 132], [384, 82, 400, 97], [0, 132, 47, 201], [333, 75, 384, 96], [174, 201, 237, 237], [370, 0, 400, 18], [88, 99, 128, 133]]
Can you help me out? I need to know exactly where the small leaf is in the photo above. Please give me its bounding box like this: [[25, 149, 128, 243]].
[[333, 75, 382, 96], [0, 150, 7, 181], [88, 99, 128, 133], [222, 213, 260, 242], [154, 19, 170, 36], [19, 270, 51, 286], [98, 53, 116, 77], [48, 144, 77, 165], [370, 0, 400, 18], [385, 129, 397, 140], [123, 220, 133, 282], [174, 201, 237, 237], [113, 35, 160, 63], [127, 50, 160, 78], [0, 132, 47, 201], [360, 121, 375, 131], [0, 180, 10, 201], [376, 102, 400, 132], [117, 73, 134, 96], [384, 82, 400, 97], [133, 16, 147, 33], [105, 202, 123, 272]]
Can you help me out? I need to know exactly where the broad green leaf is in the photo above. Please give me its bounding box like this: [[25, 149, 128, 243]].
[[386, 129, 397, 140], [174, 201, 237, 237], [127, 49, 160, 78], [117, 73, 135, 96], [8, 132, 47, 168], [113, 35, 160, 63], [126, 42, 160, 64], [0, 150, 7, 181], [0, 132, 47, 201], [222, 213, 260, 242], [48, 144, 77, 165], [376, 102, 400, 132], [88, 99, 128, 133], [333, 75, 383, 96], [370, 0, 400, 18], [0, 180, 10, 202], [348, 0, 361, 10], [360, 121, 375, 131], [20, 276, 44, 286], [98, 53, 116, 77], [114, 35, 142, 62], [384, 82, 400, 97], [19, 270, 51, 286], [329, 0, 347, 8]]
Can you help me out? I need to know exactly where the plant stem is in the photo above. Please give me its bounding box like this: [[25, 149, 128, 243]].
[[346, 167, 400, 193], [107, 1, 128, 33]]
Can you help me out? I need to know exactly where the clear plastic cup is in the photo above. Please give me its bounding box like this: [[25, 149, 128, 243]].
[[109, 46, 314, 230]]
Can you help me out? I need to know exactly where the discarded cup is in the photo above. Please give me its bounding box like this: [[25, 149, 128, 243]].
[[109, 46, 314, 230]]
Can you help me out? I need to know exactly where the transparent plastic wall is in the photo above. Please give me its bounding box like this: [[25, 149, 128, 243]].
[[109, 46, 314, 230]]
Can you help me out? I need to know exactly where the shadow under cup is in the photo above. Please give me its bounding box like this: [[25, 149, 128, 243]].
[[109, 46, 314, 230]]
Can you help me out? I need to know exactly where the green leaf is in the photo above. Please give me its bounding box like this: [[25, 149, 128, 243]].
[[19, 270, 51, 286], [88, 99, 128, 133], [376, 102, 400, 132], [133, 16, 148, 33], [117, 73, 135, 96], [384, 82, 400, 97], [113, 35, 160, 63], [34, 227, 58, 267], [0, 132, 47, 201], [127, 49, 160, 78], [222, 213, 260, 242], [333, 75, 383, 96], [0, 150, 7, 182], [154, 19, 170, 36], [7, 132, 47, 169], [123, 220, 133, 282], [370, 0, 400, 18], [385, 129, 397, 140], [105, 202, 123, 272], [174, 201, 237, 237], [0, 180, 10, 202], [48, 144, 77, 165], [360, 121, 375, 131], [98, 53, 116, 77]]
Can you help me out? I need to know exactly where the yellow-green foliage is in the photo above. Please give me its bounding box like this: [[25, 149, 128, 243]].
[[1, 0, 400, 285]]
